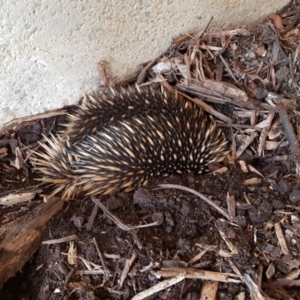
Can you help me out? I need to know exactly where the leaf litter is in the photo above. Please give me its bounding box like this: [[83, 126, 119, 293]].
[[1, 2, 300, 299]]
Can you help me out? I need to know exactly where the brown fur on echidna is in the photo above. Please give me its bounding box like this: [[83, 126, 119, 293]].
[[33, 85, 228, 199]]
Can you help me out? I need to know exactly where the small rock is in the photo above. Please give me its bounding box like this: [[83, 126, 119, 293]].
[[164, 211, 174, 227], [289, 188, 300, 203], [180, 201, 192, 216], [278, 179, 290, 194], [133, 188, 156, 209], [152, 212, 164, 226], [248, 201, 272, 223]]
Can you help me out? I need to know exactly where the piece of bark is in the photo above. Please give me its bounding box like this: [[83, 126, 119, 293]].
[[0, 197, 64, 288], [177, 81, 261, 110]]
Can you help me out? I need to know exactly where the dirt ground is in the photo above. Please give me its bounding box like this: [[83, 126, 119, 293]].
[[0, 111, 299, 300], [1, 2, 300, 299]]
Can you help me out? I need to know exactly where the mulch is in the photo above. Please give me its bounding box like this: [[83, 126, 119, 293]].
[[1, 1, 300, 299]]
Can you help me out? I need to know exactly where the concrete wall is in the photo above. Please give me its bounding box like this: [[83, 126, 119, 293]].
[[0, 0, 287, 126]]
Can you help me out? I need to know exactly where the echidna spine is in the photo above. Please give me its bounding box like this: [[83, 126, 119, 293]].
[[64, 85, 191, 145], [33, 85, 228, 199]]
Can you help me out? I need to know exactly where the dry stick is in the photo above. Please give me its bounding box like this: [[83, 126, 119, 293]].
[[282, 12, 300, 33], [92, 237, 109, 278], [244, 274, 266, 300], [202, 56, 214, 79], [219, 54, 241, 88], [132, 273, 186, 300], [0, 110, 67, 136], [156, 267, 241, 283], [178, 91, 233, 124], [64, 268, 75, 289], [42, 235, 77, 245], [235, 132, 258, 160], [176, 83, 261, 110], [257, 109, 276, 157], [279, 107, 300, 176], [278, 107, 299, 152], [158, 184, 231, 220], [87, 204, 99, 231], [195, 16, 213, 39], [136, 53, 163, 85], [274, 223, 289, 255], [288, 54, 297, 90], [92, 197, 159, 231], [184, 53, 192, 81], [218, 123, 256, 130], [119, 253, 137, 287], [281, 9, 300, 18], [97, 61, 110, 87], [131, 230, 143, 250], [215, 220, 238, 254]]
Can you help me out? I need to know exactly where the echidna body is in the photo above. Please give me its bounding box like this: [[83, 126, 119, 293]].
[[64, 85, 195, 145], [34, 85, 228, 199]]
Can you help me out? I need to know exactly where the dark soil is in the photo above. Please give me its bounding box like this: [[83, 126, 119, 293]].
[[2, 2, 300, 298], [0, 112, 299, 300]]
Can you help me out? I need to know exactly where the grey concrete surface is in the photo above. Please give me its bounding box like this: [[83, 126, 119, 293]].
[[0, 0, 287, 126]]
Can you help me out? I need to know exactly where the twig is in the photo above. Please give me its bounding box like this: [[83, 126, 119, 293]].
[[282, 12, 300, 33], [215, 220, 238, 254], [87, 204, 99, 231], [274, 222, 289, 255], [278, 107, 299, 152], [195, 16, 213, 39], [92, 197, 159, 231], [0, 110, 66, 136], [42, 235, 77, 245], [257, 109, 276, 157], [92, 238, 109, 278], [119, 253, 137, 287], [219, 54, 241, 88], [132, 273, 186, 300], [97, 61, 110, 87], [157, 184, 231, 220], [179, 91, 233, 124], [64, 268, 75, 289], [136, 53, 163, 85], [156, 267, 241, 283], [235, 132, 258, 159], [244, 274, 266, 300]]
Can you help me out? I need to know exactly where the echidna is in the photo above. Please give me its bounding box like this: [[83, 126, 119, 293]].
[[33, 85, 228, 199]]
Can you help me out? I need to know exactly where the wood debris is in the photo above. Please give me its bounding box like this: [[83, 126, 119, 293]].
[[1, 2, 300, 299]]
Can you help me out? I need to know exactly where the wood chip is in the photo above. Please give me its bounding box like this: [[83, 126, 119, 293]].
[[0, 190, 41, 206], [119, 253, 137, 287], [274, 222, 289, 255], [200, 281, 219, 300]]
